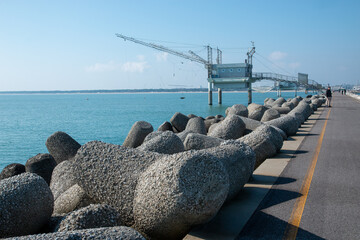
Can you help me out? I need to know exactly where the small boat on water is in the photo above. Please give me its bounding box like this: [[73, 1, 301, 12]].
[[180, 97, 185, 99]]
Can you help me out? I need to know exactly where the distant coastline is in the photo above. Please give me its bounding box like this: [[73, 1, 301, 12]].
[[0, 88, 245, 95], [0, 87, 312, 95]]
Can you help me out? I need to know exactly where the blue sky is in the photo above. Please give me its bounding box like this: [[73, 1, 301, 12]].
[[0, 0, 359, 91]]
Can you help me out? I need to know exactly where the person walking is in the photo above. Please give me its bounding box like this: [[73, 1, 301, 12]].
[[326, 86, 332, 107]]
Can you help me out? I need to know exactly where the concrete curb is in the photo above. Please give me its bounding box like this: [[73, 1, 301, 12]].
[[184, 107, 324, 240]]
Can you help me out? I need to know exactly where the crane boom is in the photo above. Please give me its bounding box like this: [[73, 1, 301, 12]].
[[115, 33, 208, 66]]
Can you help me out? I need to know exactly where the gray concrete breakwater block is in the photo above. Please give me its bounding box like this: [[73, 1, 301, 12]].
[[208, 114, 246, 140], [123, 121, 154, 148], [238, 124, 283, 169], [137, 130, 184, 154], [247, 103, 267, 121], [200, 141, 255, 201], [170, 112, 190, 132], [3, 226, 146, 240], [55, 204, 122, 232], [45, 131, 81, 164], [225, 104, 249, 117], [133, 150, 230, 240], [0, 163, 25, 181], [266, 114, 299, 136], [0, 173, 54, 238], [73, 141, 161, 226], [50, 160, 77, 201], [183, 133, 223, 150], [25, 153, 57, 185]]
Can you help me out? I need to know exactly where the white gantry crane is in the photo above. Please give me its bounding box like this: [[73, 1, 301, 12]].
[[116, 34, 318, 105]]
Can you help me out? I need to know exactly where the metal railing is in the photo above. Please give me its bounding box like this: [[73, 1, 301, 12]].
[[252, 72, 322, 90]]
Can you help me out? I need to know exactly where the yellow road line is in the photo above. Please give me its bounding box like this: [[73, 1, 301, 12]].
[[282, 108, 332, 240]]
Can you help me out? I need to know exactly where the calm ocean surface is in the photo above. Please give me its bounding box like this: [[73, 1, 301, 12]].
[[0, 91, 310, 171]]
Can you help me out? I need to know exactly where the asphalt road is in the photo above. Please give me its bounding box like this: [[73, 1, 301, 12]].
[[237, 93, 360, 240]]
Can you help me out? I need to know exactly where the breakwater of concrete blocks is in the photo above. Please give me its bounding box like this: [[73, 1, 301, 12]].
[[0, 95, 326, 240]]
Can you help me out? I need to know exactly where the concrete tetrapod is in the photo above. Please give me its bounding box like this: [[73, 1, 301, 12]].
[[237, 124, 283, 169], [133, 150, 229, 240], [184, 117, 207, 135], [55, 204, 122, 232], [137, 131, 184, 154], [265, 114, 299, 136], [261, 108, 280, 122], [183, 133, 224, 150], [45, 131, 81, 164], [73, 141, 161, 226], [247, 103, 267, 121], [207, 114, 246, 140], [50, 160, 78, 201], [53, 184, 94, 215], [0, 173, 54, 238], [199, 141, 256, 201], [225, 104, 248, 117], [170, 112, 190, 132], [123, 121, 154, 148], [4, 226, 146, 240], [25, 153, 57, 185], [0, 163, 25, 180]]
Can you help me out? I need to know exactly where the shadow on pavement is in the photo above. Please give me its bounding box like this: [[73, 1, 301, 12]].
[[236, 211, 325, 240], [250, 175, 296, 186]]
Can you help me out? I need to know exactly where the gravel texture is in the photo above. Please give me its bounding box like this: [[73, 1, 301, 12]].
[[73, 141, 161, 226], [183, 133, 223, 150], [137, 131, 184, 154], [238, 125, 284, 169], [45, 131, 81, 164], [50, 160, 78, 201], [247, 103, 267, 121], [225, 104, 249, 117], [208, 114, 246, 140], [200, 141, 255, 201], [55, 204, 122, 232], [133, 151, 229, 240], [265, 114, 299, 136], [53, 184, 94, 215], [261, 108, 280, 122], [0, 163, 25, 180], [122, 121, 154, 148], [0, 173, 54, 238], [184, 117, 207, 135], [4, 226, 146, 240]]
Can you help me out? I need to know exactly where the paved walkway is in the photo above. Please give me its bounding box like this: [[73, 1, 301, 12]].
[[237, 92, 360, 239]]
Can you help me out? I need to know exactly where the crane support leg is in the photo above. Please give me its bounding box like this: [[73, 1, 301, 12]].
[[218, 88, 222, 104], [248, 83, 252, 105], [208, 82, 213, 105]]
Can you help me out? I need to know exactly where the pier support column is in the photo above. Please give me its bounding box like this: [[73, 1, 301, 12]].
[[218, 88, 222, 104], [248, 83, 252, 105], [208, 82, 213, 105]]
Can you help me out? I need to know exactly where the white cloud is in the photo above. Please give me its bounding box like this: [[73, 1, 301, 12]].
[[121, 61, 148, 72], [268, 51, 288, 61], [155, 52, 169, 61], [86, 57, 149, 73], [85, 61, 121, 72]]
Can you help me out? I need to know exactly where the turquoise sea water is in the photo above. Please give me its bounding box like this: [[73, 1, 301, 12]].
[[0, 91, 310, 171]]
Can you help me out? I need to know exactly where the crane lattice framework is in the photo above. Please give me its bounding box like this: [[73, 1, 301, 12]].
[[115, 34, 322, 105]]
